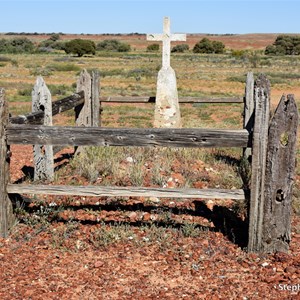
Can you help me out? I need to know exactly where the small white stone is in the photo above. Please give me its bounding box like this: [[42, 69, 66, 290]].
[[149, 197, 160, 203], [126, 157, 134, 163]]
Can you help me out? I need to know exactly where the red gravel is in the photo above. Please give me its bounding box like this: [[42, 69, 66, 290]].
[[0, 145, 299, 300]]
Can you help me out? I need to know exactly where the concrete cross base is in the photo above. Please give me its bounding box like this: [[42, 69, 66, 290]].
[[154, 67, 182, 128]]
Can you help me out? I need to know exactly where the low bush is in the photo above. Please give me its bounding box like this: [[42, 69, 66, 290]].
[[171, 44, 189, 53], [0, 37, 34, 53], [193, 38, 225, 54], [47, 63, 81, 72], [146, 43, 159, 52], [64, 39, 96, 57], [97, 40, 131, 52]]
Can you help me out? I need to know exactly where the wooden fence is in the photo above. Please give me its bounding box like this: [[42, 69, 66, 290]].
[[0, 71, 298, 254], [10, 69, 100, 181]]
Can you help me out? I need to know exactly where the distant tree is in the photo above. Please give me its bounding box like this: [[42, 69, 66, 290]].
[[64, 39, 96, 57], [294, 44, 300, 55], [49, 34, 60, 42], [211, 41, 225, 54], [265, 35, 300, 55], [146, 43, 159, 52], [193, 38, 225, 54], [39, 34, 65, 52], [0, 37, 34, 53], [0, 39, 9, 53], [193, 38, 214, 53], [97, 39, 131, 52], [171, 44, 189, 53]]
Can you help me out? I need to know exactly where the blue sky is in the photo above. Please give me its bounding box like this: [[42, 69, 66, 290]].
[[1, 0, 299, 34]]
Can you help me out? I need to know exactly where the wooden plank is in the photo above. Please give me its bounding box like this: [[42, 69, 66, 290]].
[[9, 111, 44, 125], [0, 89, 14, 237], [52, 91, 84, 116], [9, 91, 85, 125], [6, 126, 250, 148], [32, 76, 54, 181], [247, 74, 270, 253], [91, 70, 100, 127], [261, 94, 299, 253], [100, 96, 243, 104], [7, 184, 246, 200]]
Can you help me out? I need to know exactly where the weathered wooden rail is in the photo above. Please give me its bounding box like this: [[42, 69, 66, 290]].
[[100, 96, 243, 104], [6, 126, 249, 148], [0, 72, 298, 255], [7, 185, 246, 200], [9, 91, 85, 125]]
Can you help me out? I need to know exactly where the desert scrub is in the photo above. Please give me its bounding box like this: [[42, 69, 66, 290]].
[[47, 63, 81, 72], [70, 147, 124, 183], [30, 66, 53, 77], [89, 222, 135, 248], [47, 84, 73, 96]]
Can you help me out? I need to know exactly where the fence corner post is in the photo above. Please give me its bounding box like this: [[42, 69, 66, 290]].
[[0, 88, 15, 237], [247, 74, 270, 252], [261, 94, 299, 253], [32, 76, 54, 181]]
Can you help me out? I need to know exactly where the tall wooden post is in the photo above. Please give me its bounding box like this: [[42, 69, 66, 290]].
[[0, 89, 14, 237], [261, 94, 298, 253], [92, 70, 101, 127], [76, 69, 100, 127], [75, 69, 100, 154], [32, 77, 54, 181], [243, 72, 254, 160], [248, 74, 270, 252]]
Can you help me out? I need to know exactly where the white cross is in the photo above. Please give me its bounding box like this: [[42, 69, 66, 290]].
[[147, 17, 186, 68]]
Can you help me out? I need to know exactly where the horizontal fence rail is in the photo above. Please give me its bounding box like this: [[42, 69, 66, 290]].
[[100, 96, 243, 104], [7, 184, 246, 200], [6, 125, 250, 148], [9, 91, 85, 125]]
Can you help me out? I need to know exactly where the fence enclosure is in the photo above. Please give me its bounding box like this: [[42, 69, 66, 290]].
[[0, 71, 298, 254]]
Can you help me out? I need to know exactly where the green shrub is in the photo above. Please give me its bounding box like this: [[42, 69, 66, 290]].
[[47, 63, 81, 72], [64, 39, 96, 57], [18, 88, 32, 96], [47, 84, 71, 96], [193, 38, 225, 54], [147, 43, 159, 52], [265, 35, 300, 55], [49, 34, 60, 42], [39, 39, 65, 52], [97, 39, 131, 52], [126, 68, 154, 79], [231, 49, 247, 58], [0, 37, 34, 53], [171, 44, 189, 53], [30, 67, 53, 77]]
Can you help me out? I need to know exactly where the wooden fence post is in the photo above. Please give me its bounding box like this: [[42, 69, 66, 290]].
[[0, 89, 14, 237], [247, 74, 270, 252], [76, 69, 100, 127], [261, 94, 299, 253], [32, 76, 54, 181], [243, 72, 254, 160], [92, 70, 101, 127]]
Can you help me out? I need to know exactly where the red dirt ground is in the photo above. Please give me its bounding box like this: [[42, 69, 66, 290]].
[[0, 145, 299, 299]]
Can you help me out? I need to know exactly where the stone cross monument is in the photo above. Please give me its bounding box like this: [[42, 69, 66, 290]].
[[147, 17, 186, 128]]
